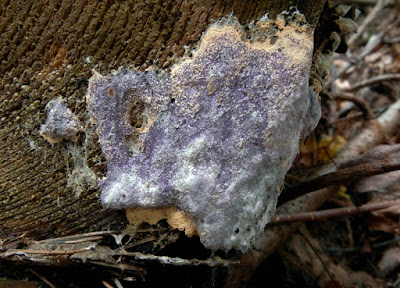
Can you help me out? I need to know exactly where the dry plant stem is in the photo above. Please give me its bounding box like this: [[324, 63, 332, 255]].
[[347, 0, 390, 47], [101, 280, 114, 288], [326, 236, 400, 253], [385, 36, 400, 44], [229, 99, 400, 286], [344, 74, 400, 92], [60, 236, 103, 244], [328, 112, 365, 126], [299, 232, 335, 282], [114, 278, 123, 288], [123, 236, 156, 249], [28, 268, 57, 288], [271, 199, 400, 223], [330, 92, 375, 119], [115, 250, 239, 267], [3, 246, 95, 256], [89, 260, 144, 272], [1, 245, 237, 268], [277, 247, 316, 278], [36, 231, 119, 243], [283, 158, 400, 202]]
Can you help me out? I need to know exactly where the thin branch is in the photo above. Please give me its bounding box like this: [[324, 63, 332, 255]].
[[299, 232, 335, 282], [281, 158, 400, 203], [329, 92, 375, 119], [277, 247, 317, 278], [384, 36, 400, 44], [62, 236, 104, 244], [88, 260, 145, 272], [114, 278, 124, 288], [101, 280, 114, 288], [344, 73, 400, 92], [28, 268, 57, 288], [123, 236, 156, 249], [270, 199, 400, 224], [115, 250, 239, 267], [325, 236, 400, 254], [2, 245, 95, 257], [36, 231, 119, 243], [1, 243, 237, 269]]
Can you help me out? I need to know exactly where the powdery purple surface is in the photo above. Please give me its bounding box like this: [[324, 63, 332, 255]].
[[86, 16, 320, 251], [40, 97, 82, 144]]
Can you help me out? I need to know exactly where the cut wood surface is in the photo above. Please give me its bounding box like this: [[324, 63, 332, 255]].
[[0, 1, 325, 239]]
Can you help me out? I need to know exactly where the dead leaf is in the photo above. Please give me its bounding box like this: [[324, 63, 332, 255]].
[[299, 135, 346, 166], [353, 170, 400, 200], [345, 144, 400, 166], [346, 144, 400, 199], [378, 247, 400, 277]]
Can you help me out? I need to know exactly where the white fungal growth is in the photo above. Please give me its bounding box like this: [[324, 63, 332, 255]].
[[86, 12, 321, 252], [40, 97, 83, 144]]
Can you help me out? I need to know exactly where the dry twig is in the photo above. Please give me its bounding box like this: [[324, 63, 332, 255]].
[[271, 199, 400, 224], [2, 246, 95, 257], [88, 260, 145, 273], [329, 92, 375, 119], [101, 280, 114, 288], [344, 73, 400, 92], [282, 158, 400, 202], [28, 268, 57, 288], [36, 231, 118, 244], [115, 250, 239, 267], [0, 242, 237, 272]]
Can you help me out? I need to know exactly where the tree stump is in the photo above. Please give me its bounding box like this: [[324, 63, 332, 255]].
[[0, 0, 325, 240]]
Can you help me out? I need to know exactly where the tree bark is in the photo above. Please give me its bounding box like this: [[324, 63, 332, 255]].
[[0, 0, 325, 240]]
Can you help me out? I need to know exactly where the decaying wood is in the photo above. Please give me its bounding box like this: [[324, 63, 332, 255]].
[[0, 231, 238, 271], [1, 0, 328, 286], [0, 0, 325, 239]]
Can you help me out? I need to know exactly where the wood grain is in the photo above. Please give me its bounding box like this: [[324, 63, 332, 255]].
[[0, 0, 325, 239]]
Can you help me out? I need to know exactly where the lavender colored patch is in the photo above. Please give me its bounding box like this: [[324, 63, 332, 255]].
[[40, 97, 82, 144], [86, 15, 321, 251]]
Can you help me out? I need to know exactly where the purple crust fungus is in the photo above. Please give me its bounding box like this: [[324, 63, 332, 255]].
[[86, 13, 321, 252], [40, 97, 83, 144]]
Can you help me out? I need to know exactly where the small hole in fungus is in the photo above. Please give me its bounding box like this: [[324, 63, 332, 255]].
[[170, 98, 175, 103], [108, 88, 115, 98], [235, 229, 239, 234], [122, 194, 126, 198], [270, 36, 278, 45], [129, 100, 146, 130]]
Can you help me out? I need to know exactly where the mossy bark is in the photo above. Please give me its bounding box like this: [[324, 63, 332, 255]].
[[0, 0, 325, 239]]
